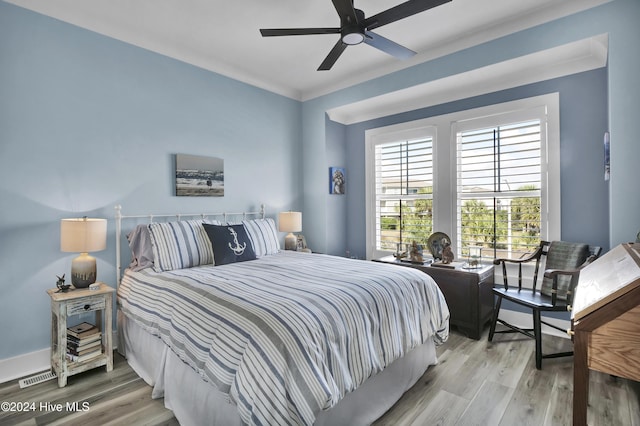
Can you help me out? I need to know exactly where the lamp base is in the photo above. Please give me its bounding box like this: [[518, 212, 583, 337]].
[[284, 233, 297, 251], [71, 252, 97, 288]]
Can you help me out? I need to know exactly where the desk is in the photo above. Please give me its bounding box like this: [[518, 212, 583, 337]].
[[571, 243, 640, 425]]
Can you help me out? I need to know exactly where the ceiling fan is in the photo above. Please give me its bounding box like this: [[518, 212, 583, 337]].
[[260, 0, 452, 71]]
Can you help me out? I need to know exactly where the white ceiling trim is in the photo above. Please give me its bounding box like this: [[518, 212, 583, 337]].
[[326, 34, 609, 125], [5, 0, 612, 102], [302, 0, 612, 101]]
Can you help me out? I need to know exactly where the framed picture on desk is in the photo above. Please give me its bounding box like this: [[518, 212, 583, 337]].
[[296, 235, 311, 252]]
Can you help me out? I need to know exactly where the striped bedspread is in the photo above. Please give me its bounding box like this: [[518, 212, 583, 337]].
[[118, 251, 449, 426]]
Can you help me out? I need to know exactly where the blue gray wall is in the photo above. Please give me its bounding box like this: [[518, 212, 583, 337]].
[[325, 118, 348, 257], [0, 2, 302, 359], [339, 68, 610, 259]]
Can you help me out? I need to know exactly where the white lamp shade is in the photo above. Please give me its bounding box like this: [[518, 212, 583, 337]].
[[278, 212, 302, 233], [61, 218, 107, 253]]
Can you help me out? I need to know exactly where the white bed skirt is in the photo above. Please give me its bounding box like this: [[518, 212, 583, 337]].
[[118, 311, 438, 426]]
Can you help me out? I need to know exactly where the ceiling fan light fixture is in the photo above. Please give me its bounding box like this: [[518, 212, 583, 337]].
[[341, 29, 364, 45]]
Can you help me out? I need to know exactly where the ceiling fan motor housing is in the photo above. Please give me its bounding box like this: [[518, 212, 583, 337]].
[[341, 8, 366, 45]]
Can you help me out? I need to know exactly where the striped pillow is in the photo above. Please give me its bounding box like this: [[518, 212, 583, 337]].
[[148, 220, 218, 272], [242, 218, 280, 257]]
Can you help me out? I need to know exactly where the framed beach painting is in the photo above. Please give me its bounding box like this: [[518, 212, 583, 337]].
[[175, 154, 224, 196]]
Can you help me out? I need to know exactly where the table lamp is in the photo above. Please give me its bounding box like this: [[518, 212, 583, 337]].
[[278, 211, 302, 250], [61, 217, 107, 288]]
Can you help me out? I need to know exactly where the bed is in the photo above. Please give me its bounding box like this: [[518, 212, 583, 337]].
[[115, 206, 449, 426]]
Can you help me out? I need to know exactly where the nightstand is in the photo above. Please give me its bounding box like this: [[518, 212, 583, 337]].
[[46, 283, 115, 387]]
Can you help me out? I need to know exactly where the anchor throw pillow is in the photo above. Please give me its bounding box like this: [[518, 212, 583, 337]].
[[203, 223, 257, 266]]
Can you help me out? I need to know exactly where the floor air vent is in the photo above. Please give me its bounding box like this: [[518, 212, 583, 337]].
[[18, 371, 57, 388]]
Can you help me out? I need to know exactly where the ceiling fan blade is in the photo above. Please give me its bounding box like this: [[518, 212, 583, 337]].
[[260, 28, 340, 37], [364, 31, 416, 59], [331, 0, 359, 24], [364, 0, 452, 31], [318, 40, 348, 71]]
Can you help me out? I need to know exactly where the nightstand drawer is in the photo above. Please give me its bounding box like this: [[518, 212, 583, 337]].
[[67, 296, 105, 315]]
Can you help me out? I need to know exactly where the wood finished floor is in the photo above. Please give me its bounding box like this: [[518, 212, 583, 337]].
[[1, 329, 638, 426]]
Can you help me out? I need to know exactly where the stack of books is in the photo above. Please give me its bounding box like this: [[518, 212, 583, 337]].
[[66, 322, 102, 362]]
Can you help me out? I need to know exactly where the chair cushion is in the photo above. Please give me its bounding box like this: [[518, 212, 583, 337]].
[[540, 241, 589, 299]]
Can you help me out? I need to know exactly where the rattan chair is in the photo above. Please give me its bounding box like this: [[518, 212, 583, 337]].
[[488, 241, 601, 369]]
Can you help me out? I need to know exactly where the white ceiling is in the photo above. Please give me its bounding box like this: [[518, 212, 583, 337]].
[[6, 0, 611, 101]]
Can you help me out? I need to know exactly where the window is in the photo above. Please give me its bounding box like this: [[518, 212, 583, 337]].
[[366, 94, 560, 261], [366, 124, 435, 258], [456, 119, 542, 261], [375, 137, 433, 252]]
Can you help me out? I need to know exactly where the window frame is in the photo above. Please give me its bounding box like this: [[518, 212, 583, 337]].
[[365, 93, 560, 262], [366, 123, 437, 259], [454, 110, 545, 260], [372, 129, 436, 256]]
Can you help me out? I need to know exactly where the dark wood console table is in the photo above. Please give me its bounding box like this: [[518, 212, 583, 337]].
[[374, 256, 494, 339]]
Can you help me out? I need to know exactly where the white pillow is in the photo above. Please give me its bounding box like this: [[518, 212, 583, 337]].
[[242, 218, 280, 257], [148, 219, 219, 272]]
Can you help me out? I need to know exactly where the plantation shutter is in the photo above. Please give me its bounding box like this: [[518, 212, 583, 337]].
[[457, 120, 542, 259], [375, 137, 433, 252]]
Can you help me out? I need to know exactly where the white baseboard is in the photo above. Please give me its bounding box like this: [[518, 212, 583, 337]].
[[496, 309, 571, 339], [0, 331, 119, 384], [0, 348, 50, 384]]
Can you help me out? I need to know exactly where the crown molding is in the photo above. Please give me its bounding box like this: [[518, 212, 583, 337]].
[[327, 34, 608, 125]]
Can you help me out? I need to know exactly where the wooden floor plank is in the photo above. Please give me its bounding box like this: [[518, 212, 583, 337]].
[[410, 389, 469, 426], [45, 386, 153, 426], [627, 379, 640, 426], [499, 367, 559, 425], [439, 334, 494, 400], [373, 348, 469, 426], [458, 380, 515, 426], [103, 402, 180, 426], [588, 380, 632, 426], [486, 338, 532, 389], [543, 367, 573, 426]]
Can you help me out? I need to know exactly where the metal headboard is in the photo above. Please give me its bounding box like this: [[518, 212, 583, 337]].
[[114, 204, 266, 286]]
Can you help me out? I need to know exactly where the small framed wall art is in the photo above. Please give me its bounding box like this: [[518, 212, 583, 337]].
[[175, 154, 224, 197], [329, 167, 345, 194], [603, 131, 610, 181]]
